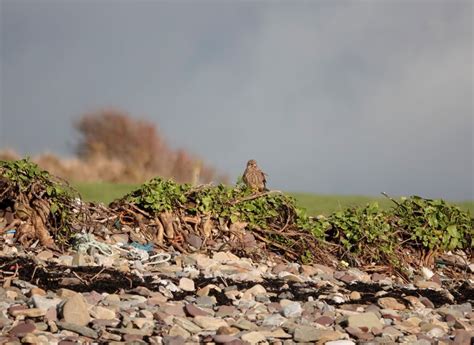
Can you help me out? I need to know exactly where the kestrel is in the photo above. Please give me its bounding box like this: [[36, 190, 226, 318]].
[[242, 159, 267, 192]]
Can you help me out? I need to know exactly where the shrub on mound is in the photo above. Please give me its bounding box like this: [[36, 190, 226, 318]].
[[0, 159, 86, 248]]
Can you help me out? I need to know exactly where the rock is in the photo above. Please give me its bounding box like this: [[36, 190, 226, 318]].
[[72, 252, 89, 266], [216, 305, 238, 317], [193, 316, 228, 330], [21, 334, 44, 344], [293, 325, 323, 342], [89, 306, 116, 320], [56, 321, 98, 338], [9, 322, 36, 337], [262, 314, 287, 327], [179, 277, 195, 292], [5, 290, 18, 300], [347, 312, 383, 329], [261, 328, 292, 339], [325, 341, 356, 345], [32, 295, 62, 312], [36, 250, 54, 261], [169, 325, 191, 339], [61, 293, 91, 326], [338, 273, 357, 283], [45, 307, 57, 322], [213, 251, 240, 262], [29, 287, 46, 296], [278, 272, 304, 283], [404, 296, 426, 309], [282, 302, 302, 318], [57, 255, 73, 266], [426, 327, 445, 338], [162, 335, 186, 345], [214, 334, 240, 343], [419, 297, 435, 309], [377, 297, 406, 310], [186, 234, 203, 249], [241, 331, 266, 344], [216, 326, 239, 335], [243, 284, 267, 298], [415, 280, 441, 289], [57, 288, 77, 298], [173, 317, 203, 333], [163, 304, 186, 316], [133, 318, 154, 329], [318, 330, 347, 343], [346, 326, 374, 341], [438, 308, 465, 323], [315, 315, 334, 327], [233, 318, 258, 331], [9, 307, 45, 317], [349, 291, 361, 300], [184, 303, 209, 317], [454, 330, 473, 344], [195, 295, 216, 308], [100, 330, 122, 341]]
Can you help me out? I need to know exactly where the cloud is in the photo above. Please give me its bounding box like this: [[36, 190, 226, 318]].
[[1, 1, 472, 199]]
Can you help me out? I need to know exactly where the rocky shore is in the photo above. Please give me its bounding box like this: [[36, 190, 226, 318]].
[[0, 246, 472, 345]]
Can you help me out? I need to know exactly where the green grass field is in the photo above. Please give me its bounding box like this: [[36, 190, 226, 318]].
[[74, 182, 474, 216]]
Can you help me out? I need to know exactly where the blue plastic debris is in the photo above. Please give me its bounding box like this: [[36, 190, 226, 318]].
[[129, 242, 154, 252]]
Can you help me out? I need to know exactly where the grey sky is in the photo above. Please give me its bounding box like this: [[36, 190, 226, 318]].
[[1, 0, 473, 200]]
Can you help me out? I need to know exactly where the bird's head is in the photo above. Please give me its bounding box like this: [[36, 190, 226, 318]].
[[247, 159, 257, 168]]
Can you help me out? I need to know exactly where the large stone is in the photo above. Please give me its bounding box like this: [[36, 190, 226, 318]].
[[293, 325, 323, 342], [9, 322, 36, 337], [193, 316, 228, 330], [179, 278, 195, 292], [377, 297, 406, 311], [89, 306, 116, 320], [62, 293, 91, 326], [262, 314, 287, 327], [169, 325, 191, 339], [32, 295, 62, 312], [56, 321, 98, 338], [9, 308, 45, 318], [241, 331, 266, 344], [260, 328, 292, 339], [173, 317, 203, 333], [184, 303, 209, 317], [347, 312, 383, 329], [282, 302, 302, 318]]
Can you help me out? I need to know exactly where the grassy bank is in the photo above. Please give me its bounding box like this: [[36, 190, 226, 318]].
[[74, 182, 474, 216]]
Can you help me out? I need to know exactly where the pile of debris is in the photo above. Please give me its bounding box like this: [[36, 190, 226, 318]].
[[0, 159, 472, 279]]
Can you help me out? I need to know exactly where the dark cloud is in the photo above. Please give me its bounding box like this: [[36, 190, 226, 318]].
[[1, 1, 472, 199]]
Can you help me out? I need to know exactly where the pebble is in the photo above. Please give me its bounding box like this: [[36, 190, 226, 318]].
[[0, 246, 469, 344], [9, 322, 36, 337], [193, 316, 229, 330], [241, 331, 266, 344], [179, 277, 195, 292], [281, 301, 302, 318], [347, 312, 383, 329], [61, 293, 91, 326], [32, 295, 62, 311], [378, 297, 406, 310]]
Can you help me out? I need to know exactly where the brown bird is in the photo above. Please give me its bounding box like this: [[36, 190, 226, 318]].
[[242, 159, 267, 192]]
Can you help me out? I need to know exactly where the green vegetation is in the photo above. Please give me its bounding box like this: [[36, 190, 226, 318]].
[[74, 182, 137, 204], [119, 178, 298, 230], [1, 161, 472, 273], [0, 159, 83, 246], [74, 182, 474, 215]]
